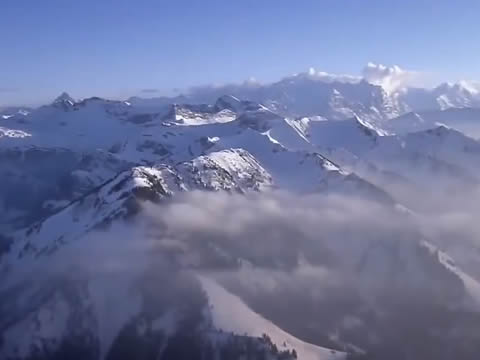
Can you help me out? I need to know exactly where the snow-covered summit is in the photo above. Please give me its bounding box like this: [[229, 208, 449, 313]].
[[52, 91, 75, 106]]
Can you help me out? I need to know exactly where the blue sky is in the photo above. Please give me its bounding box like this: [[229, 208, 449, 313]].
[[1, 0, 479, 106]]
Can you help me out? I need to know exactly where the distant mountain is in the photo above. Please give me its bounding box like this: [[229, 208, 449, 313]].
[[127, 71, 480, 124], [398, 82, 480, 112], [387, 107, 480, 138], [129, 75, 402, 122]]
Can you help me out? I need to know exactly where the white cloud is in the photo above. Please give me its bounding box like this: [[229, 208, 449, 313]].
[[298, 67, 361, 84], [362, 62, 419, 93], [457, 80, 480, 95], [282, 64, 424, 92]]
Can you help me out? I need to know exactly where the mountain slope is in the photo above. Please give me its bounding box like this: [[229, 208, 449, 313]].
[[1, 149, 273, 269], [198, 275, 345, 360]]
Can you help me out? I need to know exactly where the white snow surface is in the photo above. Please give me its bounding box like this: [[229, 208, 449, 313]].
[[198, 274, 345, 360]]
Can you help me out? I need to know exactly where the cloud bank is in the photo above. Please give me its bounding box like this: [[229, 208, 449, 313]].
[[4, 188, 480, 359]]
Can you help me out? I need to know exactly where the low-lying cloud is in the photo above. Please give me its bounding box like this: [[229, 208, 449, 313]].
[[5, 188, 480, 297], [4, 187, 480, 359]]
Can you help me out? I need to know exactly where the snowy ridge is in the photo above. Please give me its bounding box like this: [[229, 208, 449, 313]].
[[1, 149, 273, 269], [420, 240, 480, 309]]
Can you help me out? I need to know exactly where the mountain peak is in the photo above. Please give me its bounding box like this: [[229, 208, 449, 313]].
[[352, 115, 389, 136], [425, 124, 453, 136], [53, 92, 75, 105]]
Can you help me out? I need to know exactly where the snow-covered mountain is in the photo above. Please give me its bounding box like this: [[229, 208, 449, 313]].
[[127, 67, 480, 124], [4, 88, 480, 360], [129, 75, 402, 122], [0, 94, 396, 232], [387, 107, 480, 139], [397, 82, 480, 113]]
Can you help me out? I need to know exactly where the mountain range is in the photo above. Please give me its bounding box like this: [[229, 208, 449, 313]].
[[2, 70, 480, 360]]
